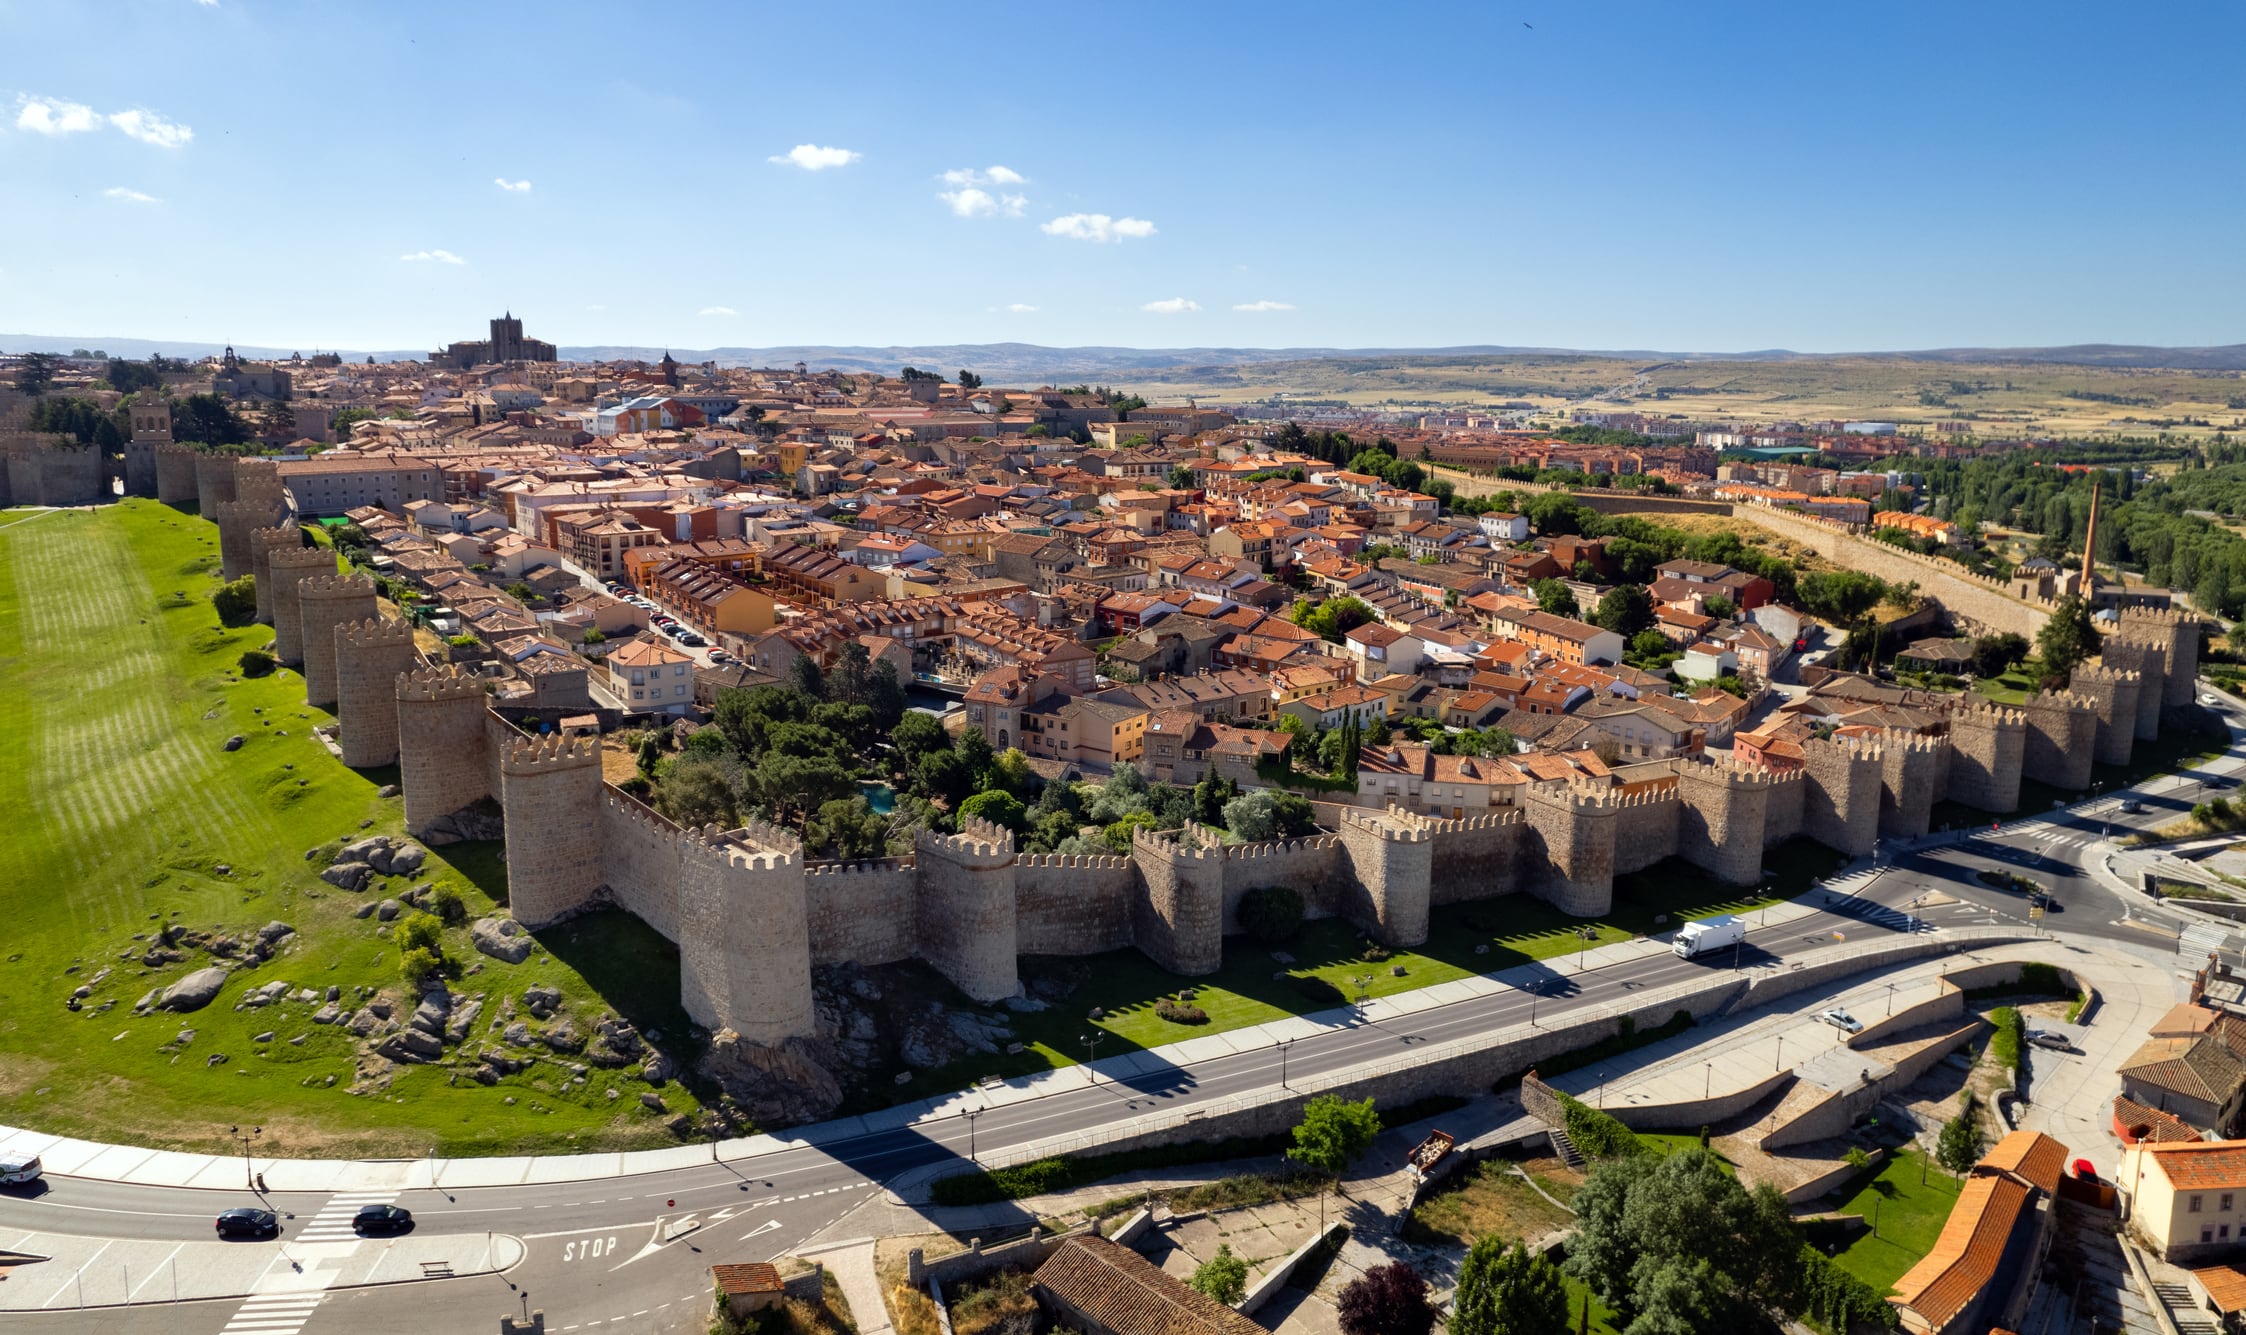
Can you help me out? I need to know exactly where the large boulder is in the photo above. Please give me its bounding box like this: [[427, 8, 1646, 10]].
[[471, 917, 534, 964], [320, 862, 374, 892], [376, 1028, 444, 1063], [334, 836, 389, 867], [155, 967, 231, 1013], [387, 844, 427, 876]]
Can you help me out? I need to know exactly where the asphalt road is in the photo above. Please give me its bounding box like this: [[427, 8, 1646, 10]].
[[7, 692, 2240, 1334]]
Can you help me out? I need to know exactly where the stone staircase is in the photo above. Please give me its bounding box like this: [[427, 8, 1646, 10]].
[[1547, 1125, 1585, 1170], [2152, 1280, 2219, 1335]]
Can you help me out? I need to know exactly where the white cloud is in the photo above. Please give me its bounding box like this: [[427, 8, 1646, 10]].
[[1141, 297, 1199, 314], [196, 0, 218, 6], [586, 304, 608, 311], [1233, 300, 1295, 312], [104, 187, 159, 204], [494, 177, 532, 193], [698, 306, 738, 317], [400, 249, 467, 265], [942, 165, 1026, 187], [1006, 303, 1038, 314], [1041, 213, 1156, 243], [15, 95, 100, 136], [769, 143, 859, 171], [940, 186, 1027, 219], [108, 108, 193, 149]]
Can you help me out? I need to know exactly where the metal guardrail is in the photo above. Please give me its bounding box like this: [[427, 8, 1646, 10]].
[[962, 928, 2027, 1174]]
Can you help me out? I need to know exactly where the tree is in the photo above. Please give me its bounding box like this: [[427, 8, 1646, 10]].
[[1288, 1094, 1380, 1174], [1192, 772, 1239, 825], [210, 574, 257, 625], [635, 731, 664, 779], [1969, 632, 2029, 678], [957, 370, 982, 391], [1238, 885, 1304, 944], [1937, 1102, 1986, 1176], [1795, 570, 1888, 627], [653, 756, 740, 829], [170, 393, 253, 446], [806, 797, 889, 860], [1451, 1239, 1567, 1335], [1168, 464, 1196, 489], [14, 351, 58, 396], [1190, 1244, 1248, 1305], [1222, 789, 1286, 840], [1592, 584, 1654, 638], [1561, 1147, 1795, 1330], [890, 710, 950, 766], [2035, 594, 2099, 681], [752, 754, 856, 825], [959, 789, 1027, 832], [1336, 1262, 1434, 1335], [1700, 594, 1735, 620], [1533, 578, 1579, 619]]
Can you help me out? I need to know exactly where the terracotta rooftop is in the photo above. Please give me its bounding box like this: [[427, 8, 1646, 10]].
[[2194, 1263, 2246, 1314], [1888, 1173, 2031, 1331], [1034, 1237, 1266, 1335], [711, 1262, 782, 1296], [2143, 1141, 2246, 1191], [2114, 1094, 2202, 1145], [1978, 1129, 2068, 1196]]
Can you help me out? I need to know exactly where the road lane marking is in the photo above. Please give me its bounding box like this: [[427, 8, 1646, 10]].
[[36, 1238, 112, 1308]]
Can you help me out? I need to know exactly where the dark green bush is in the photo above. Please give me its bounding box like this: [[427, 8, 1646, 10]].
[[1240, 885, 1304, 944], [237, 649, 276, 678]]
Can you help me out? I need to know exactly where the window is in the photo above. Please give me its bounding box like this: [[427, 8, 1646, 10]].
[[2228, 1194, 2237, 1212], [2193, 1195, 2206, 1213], [2205, 1228, 2217, 1244]]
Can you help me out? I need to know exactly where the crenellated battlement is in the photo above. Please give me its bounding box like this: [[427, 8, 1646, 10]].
[[1677, 754, 1786, 789], [499, 734, 600, 774], [916, 816, 1016, 862], [1132, 823, 1224, 862], [397, 663, 487, 702], [1950, 701, 2026, 729], [1339, 806, 1429, 843], [1525, 779, 1629, 813], [1417, 807, 1526, 834], [1879, 728, 1943, 755], [2074, 662, 2140, 687], [338, 616, 415, 650], [1016, 851, 1134, 870], [806, 855, 914, 877], [1803, 734, 1885, 762], [734, 815, 806, 862], [1225, 833, 1344, 859], [2019, 690, 2095, 716], [1613, 785, 1680, 810], [296, 572, 377, 601]]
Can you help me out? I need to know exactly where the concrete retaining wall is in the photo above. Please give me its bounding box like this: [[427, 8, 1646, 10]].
[[1785, 1147, 1887, 1205], [1602, 1068, 1796, 1132]]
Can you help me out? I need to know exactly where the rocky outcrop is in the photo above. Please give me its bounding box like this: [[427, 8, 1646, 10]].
[[699, 1029, 845, 1126]]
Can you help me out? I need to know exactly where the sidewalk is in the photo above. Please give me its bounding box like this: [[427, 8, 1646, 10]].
[[0, 1227, 524, 1311]]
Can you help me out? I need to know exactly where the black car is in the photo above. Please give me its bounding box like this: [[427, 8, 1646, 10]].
[[353, 1203, 414, 1233], [215, 1207, 279, 1238]]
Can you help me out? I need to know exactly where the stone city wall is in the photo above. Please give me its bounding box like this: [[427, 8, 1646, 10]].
[[1016, 854, 1138, 956], [805, 861, 919, 967]]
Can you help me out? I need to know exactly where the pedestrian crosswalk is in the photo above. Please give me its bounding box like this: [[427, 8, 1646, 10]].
[[219, 1291, 328, 1333], [295, 1190, 397, 1243]]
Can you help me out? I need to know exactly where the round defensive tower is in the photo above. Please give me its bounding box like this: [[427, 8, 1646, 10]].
[[396, 665, 495, 838], [498, 735, 606, 928], [1521, 782, 1618, 916], [1800, 734, 1883, 859], [193, 451, 237, 515], [246, 525, 300, 625], [334, 618, 419, 768], [913, 817, 1021, 1002], [295, 573, 379, 709], [267, 545, 340, 663]]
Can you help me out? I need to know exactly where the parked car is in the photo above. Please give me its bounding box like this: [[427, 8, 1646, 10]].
[[0, 1153, 41, 1186], [677, 633, 706, 647], [1819, 1008, 1864, 1034], [215, 1207, 279, 1238], [353, 1203, 413, 1233], [2073, 1158, 2099, 1181], [2026, 1029, 2073, 1052]]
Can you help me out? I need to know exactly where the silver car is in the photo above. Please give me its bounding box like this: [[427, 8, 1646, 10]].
[[1820, 1007, 1864, 1034]]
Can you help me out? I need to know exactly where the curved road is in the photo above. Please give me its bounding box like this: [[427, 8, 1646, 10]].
[[6, 692, 2241, 1334]]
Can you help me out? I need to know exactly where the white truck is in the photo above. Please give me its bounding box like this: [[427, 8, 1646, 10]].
[[1673, 914, 1745, 959]]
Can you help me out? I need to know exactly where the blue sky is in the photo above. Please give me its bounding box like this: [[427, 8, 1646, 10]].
[[2, 0, 2242, 354]]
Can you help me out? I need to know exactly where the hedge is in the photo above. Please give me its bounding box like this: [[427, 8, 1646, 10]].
[[1795, 1243, 1898, 1331], [1557, 1091, 1643, 1161]]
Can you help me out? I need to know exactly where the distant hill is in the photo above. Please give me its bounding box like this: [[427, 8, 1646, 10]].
[[6, 335, 2245, 378]]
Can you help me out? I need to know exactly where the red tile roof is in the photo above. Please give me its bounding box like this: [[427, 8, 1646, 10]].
[[1888, 1174, 2031, 1331], [1034, 1237, 1265, 1335]]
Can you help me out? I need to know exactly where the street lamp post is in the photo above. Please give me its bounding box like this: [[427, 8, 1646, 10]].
[[1888, 981, 1898, 1017], [1704, 1062, 1712, 1100], [1276, 1037, 1297, 1089], [228, 1125, 262, 1192], [1775, 1035, 1785, 1073], [1577, 925, 1598, 970], [961, 1107, 984, 1163], [1080, 1031, 1105, 1084]]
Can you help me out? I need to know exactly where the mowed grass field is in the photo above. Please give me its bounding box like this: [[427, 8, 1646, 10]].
[[0, 501, 702, 1157]]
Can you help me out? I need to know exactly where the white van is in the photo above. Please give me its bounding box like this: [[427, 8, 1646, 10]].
[[0, 1153, 42, 1185]]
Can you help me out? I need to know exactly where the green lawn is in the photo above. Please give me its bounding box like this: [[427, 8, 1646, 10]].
[[0, 501, 704, 1157], [1819, 1149, 1965, 1293], [894, 841, 1839, 1100]]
